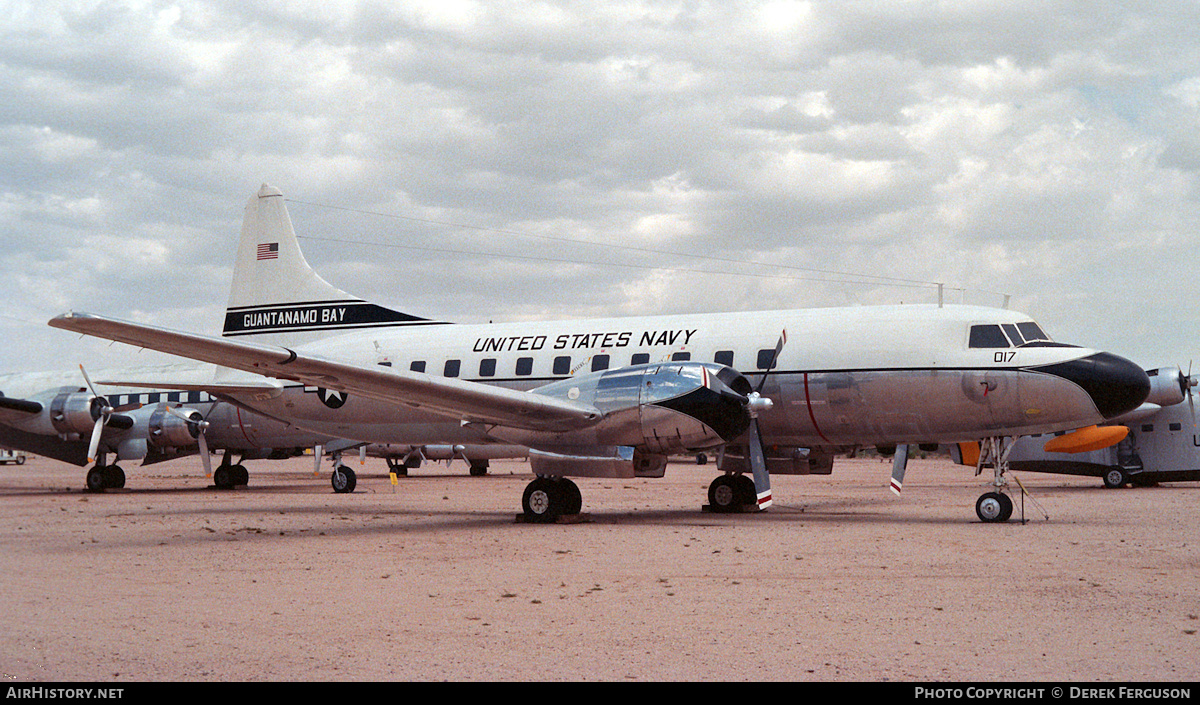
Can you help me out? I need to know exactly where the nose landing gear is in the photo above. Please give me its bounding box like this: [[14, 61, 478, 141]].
[[975, 436, 1016, 523]]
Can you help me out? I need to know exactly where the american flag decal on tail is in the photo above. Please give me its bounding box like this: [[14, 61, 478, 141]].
[[257, 242, 279, 260]]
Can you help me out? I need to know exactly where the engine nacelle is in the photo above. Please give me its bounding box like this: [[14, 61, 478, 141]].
[[49, 390, 105, 436], [1145, 367, 1190, 407], [506, 362, 754, 456], [147, 406, 202, 449]]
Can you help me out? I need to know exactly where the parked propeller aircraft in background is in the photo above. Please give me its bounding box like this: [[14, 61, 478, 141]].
[[49, 184, 1152, 522], [0, 364, 354, 491], [949, 365, 1199, 491]]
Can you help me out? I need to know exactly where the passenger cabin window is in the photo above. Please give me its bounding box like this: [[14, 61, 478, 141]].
[[444, 360, 461, 378], [714, 350, 734, 367], [1141, 424, 1154, 433], [479, 358, 497, 377], [553, 356, 571, 375], [756, 349, 779, 370], [1170, 422, 1183, 432], [631, 353, 650, 365], [410, 361, 426, 373], [969, 325, 1010, 348], [516, 357, 533, 376], [671, 352, 691, 361], [592, 354, 610, 372]]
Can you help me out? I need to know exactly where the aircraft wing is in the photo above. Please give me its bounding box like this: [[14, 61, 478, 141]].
[[0, 396, 45, 425], [49, 312, 602, 432]]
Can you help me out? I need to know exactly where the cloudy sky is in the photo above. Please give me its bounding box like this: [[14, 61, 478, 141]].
[[2, 0, 1199, 377]]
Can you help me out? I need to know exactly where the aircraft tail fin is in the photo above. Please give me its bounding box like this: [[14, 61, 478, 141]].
[[222, 184, 446, 347]]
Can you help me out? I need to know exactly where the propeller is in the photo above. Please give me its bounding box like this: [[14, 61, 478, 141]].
[[164, 404, 213, 478], [744, 330, 787, 510], [79, 364, 117, 464], [1181, 361, 1196, 423]]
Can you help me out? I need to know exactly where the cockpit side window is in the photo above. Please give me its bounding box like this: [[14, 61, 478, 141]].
[[969, 324, 1010, 348], [1016, 321, 1049, 343]]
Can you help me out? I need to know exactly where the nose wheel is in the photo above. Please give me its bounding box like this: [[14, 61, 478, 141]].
[[975, 491, 1013, 523], [974, 436, 1018, 523]]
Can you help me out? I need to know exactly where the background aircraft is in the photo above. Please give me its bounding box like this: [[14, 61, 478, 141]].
[[49, 185, 1152, 523], [0, 364, 347, 491]]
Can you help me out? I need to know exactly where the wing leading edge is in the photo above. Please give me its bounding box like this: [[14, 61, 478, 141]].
[[48, 312, 602, 432]]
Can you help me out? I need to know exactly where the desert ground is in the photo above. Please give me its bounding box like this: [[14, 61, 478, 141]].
[[0, 452, 1197, 682]]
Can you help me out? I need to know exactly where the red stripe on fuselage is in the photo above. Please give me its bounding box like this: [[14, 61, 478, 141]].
[[235, 406, 254, 444], [803, 372, 832, 444]]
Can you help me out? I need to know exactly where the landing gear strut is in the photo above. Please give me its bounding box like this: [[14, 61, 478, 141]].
[[974, 436, 1016, 523]]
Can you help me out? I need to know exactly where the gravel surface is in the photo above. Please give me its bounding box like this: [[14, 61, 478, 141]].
[[1, 454, 1197, 682]]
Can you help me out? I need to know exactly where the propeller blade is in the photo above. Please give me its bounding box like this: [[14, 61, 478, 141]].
[[1186, 362, 1196, 425], [755, 330, 788, 394], [313, 444, 323, 476], [746, 419, 773, 509], [890, 443, 910, 495], [78, 364, 98, 396], [197, 429, 212, 478], [739, 329, 786, 510], [87, 417, 104, 463]]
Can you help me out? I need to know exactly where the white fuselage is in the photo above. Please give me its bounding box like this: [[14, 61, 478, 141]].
[[224, 303, 1133, 450]]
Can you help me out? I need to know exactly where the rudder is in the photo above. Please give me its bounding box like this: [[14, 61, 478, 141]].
[[222, 184, 445, 346]]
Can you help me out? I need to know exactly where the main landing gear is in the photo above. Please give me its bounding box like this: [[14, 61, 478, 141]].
[[520, 476, 582, 523], [213, 455, 249, 490], [85, 461, 125, 492], [706, 474, 758, 512]]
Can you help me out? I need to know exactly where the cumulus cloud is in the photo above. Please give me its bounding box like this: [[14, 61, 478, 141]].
[[1, 0, 1199, 374]]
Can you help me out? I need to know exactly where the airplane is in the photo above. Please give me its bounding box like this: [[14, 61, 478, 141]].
[[951, 365, 1200, 490], [47, 183, 1152, 523], [0, 364, 353, 491]]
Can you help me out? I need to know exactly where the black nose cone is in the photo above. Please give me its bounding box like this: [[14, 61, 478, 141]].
[[1036, 352, 1151, 419]]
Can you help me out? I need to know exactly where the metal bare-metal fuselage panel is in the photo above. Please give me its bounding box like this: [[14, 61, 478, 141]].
[[225, 305, 1119, 450]]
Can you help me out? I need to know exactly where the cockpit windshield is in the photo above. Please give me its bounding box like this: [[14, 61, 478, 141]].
[[969, 321, 1052, 349]]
